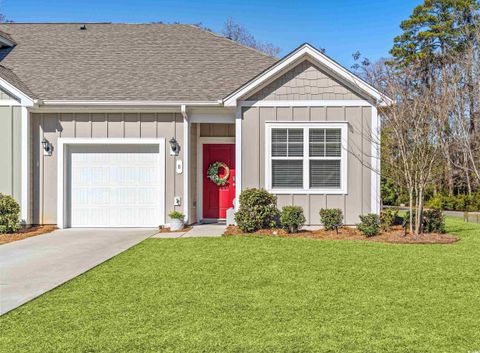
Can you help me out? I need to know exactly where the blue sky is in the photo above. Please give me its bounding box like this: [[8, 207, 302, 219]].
[[1, 0, 421, 67]]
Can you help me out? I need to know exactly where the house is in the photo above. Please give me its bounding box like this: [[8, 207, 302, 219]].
[[0, 23, 388, 228]]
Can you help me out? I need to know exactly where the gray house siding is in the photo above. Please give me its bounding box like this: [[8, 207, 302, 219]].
[[241, 60, 373, 225], [0, 106, 22, 203], [30, 112, 184, 225]]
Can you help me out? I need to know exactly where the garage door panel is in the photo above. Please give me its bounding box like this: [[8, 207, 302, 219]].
[[69, 144, 163, 227]]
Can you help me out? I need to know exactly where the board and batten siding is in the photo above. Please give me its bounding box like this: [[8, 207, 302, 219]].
[[30, 112, 184, 225], [241, 105, 372, 225], [0, 106, 22, 203]]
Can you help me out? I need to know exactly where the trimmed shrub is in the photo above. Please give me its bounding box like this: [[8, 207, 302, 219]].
[[319, 208, 343, 231], [280, 206, 306, 234], [357, 214, 381, 237], [405, 209, 446, 234], [380, 208, 399, 230], [0, 193, 20, 234], [235, 188, 279, 233]]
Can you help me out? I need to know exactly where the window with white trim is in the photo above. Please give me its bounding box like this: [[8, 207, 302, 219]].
[[266, 123, 347, 194]]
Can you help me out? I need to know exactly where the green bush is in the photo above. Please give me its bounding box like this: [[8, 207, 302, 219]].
[[168, 211, 185, 220], [0, 193, 20, 234], [422, 209, 446, 233], [280, 206, 306, 234], [405, 209, 446, 234], [426, 193, 480, 212], [319, 208, 343, 230], [357, 214, 381, 237], [380, 208, 399, 230], [235, 188, 279, 233]]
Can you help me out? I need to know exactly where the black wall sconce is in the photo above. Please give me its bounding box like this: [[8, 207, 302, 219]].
[[41, 138, 53, 156], [169, 137, 180, 156]]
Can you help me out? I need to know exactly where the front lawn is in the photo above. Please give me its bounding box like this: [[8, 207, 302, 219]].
[[1, 218, 480, 352]]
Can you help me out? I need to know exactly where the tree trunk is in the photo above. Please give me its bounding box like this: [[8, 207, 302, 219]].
[[408, 188, 414, 235]]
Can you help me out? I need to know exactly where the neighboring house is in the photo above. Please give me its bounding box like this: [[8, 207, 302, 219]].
[[0, 23, 388, 228]]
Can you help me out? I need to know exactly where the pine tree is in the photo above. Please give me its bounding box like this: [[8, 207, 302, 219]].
[[390, 0, 479, 67]]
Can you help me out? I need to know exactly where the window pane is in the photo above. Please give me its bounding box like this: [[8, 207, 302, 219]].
[[288, 129, 303, 157], [272, 128, 304, 157], [272, 129, 287, 157], [325, 129, 341, 143], [272, 160, 303, 188], [309, 129, 325, 143], [310, 160, 341, 188], [310, 143, 325, 157], [325, 143, 341, 157], [288, 143, 304, 157], [310, 129, 325, 157]]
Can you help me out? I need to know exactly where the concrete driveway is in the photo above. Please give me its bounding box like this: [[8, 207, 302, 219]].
[[0, 228, 156, 315]]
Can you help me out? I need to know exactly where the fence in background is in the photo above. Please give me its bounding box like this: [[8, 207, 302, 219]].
[[464, 212, 480, 224]]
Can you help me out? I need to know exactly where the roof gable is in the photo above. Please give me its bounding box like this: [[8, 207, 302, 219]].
[[224, 44, 392, 106], [246, 60, 363, 101]]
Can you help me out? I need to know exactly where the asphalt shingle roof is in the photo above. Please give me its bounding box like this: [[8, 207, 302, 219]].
[[0, 23, 278, 102]]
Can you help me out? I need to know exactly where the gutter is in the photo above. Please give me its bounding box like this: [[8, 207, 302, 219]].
[[40, 100, 224, 107]]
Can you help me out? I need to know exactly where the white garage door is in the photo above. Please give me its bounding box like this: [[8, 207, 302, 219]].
[[68, 144, 163, 227]]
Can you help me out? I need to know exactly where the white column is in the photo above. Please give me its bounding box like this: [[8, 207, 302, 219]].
[[182, 106, 190, 223], [235, 106, 242, 210], [371, 106, 380, 214], [21, 106, 30, 224]]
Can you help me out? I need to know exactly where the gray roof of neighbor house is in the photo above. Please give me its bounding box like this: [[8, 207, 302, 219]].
[[0, 23, 278, 102]]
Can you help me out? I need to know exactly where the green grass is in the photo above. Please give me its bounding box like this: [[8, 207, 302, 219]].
[[1, 218, 480, 353]]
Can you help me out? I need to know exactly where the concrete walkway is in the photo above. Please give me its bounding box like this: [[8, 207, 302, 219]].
[[152, 224, 226, 239], [0, 228, 156, 315]]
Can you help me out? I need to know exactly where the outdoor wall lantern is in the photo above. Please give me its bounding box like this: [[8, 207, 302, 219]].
[[169, 137, 180, 156], [41, 138, 53, 156]]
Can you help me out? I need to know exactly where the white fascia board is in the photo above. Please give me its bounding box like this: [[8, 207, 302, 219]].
[[240, 100, 372, 107], [0, 78, 35, 107], [0, 37, 16, 47], [224, 44, 392, 107], [41, 100, 223, 107], [189, 114, 235, 123]]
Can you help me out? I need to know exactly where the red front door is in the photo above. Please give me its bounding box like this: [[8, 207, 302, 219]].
[[203, 144, 235, 219]]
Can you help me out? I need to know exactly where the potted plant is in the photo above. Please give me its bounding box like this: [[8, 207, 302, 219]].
[[169, 211, 185, 231]]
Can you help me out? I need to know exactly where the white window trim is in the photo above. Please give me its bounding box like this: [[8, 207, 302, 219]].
[[265, 122, 348, 195], [56, 138, 166, 229]]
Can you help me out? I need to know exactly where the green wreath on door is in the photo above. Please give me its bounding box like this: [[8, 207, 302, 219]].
[[207, 162, 230, 186]]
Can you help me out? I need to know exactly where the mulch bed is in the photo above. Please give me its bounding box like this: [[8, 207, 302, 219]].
[[224, 225, 459, 244], [0, 225, 58, 245]]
